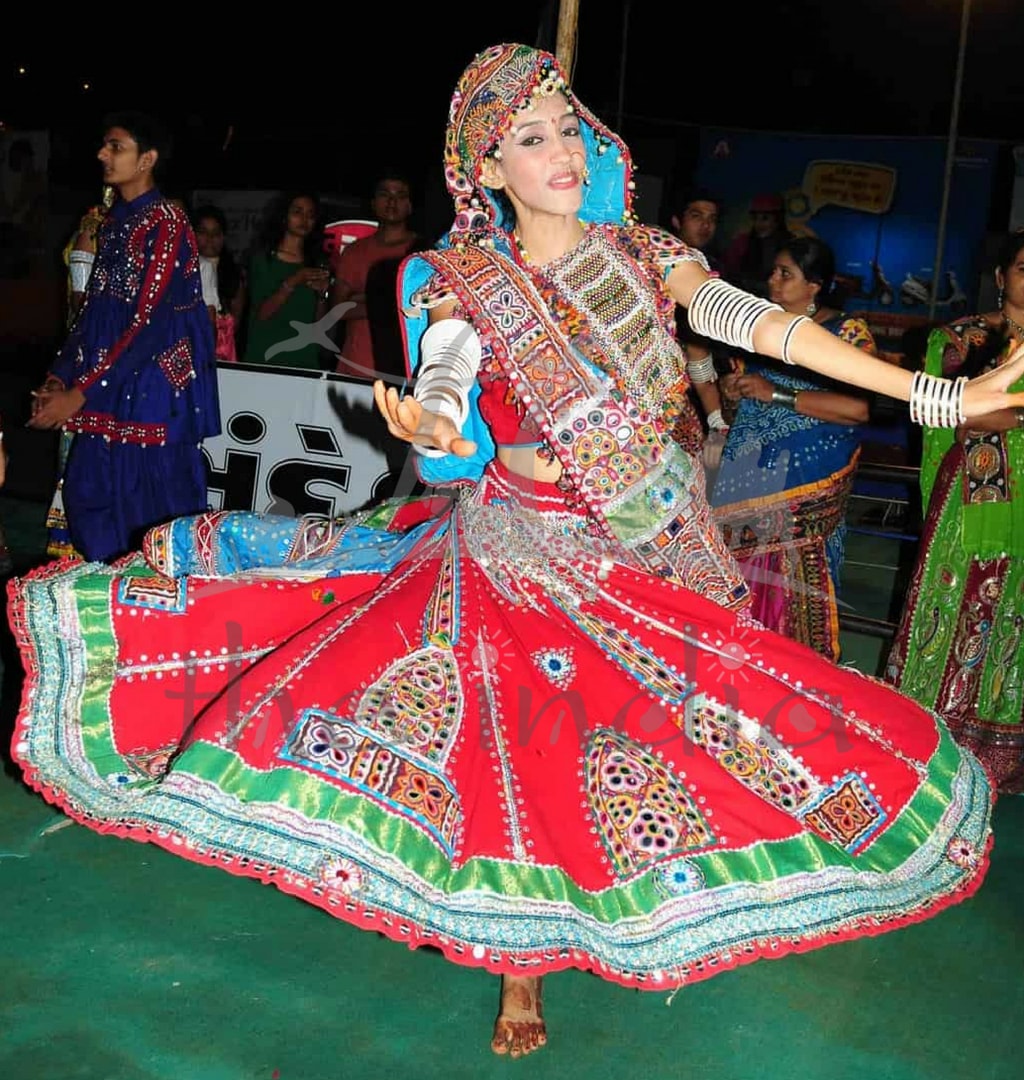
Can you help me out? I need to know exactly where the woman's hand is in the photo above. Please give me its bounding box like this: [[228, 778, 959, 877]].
[[962, 341, 1024, 419], [304, 268, 331, 294], [373, 381, 477, 457], [731, 372, 775, 404], [286, 267, 329, 293]]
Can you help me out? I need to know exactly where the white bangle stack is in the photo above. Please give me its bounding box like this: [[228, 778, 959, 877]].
[[687, 278, 781, 354], [908, 370, 967, 428], [686, 352, 717, 383], [412, 318, 483, 456], [69, 250, 95, 292], [706, 408, 729, 431]]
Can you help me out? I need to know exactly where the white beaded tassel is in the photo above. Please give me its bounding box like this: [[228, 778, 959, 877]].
[[908, 370, 967, 427]]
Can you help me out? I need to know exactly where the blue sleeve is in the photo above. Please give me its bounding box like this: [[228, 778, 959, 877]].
[[398, 254, 495, 486]]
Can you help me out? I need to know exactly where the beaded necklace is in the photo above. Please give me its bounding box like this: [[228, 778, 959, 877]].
[[1004, 310, 1024, 341]]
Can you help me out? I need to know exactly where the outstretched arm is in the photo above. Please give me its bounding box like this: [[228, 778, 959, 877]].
[[668, 260, 1024, 421]]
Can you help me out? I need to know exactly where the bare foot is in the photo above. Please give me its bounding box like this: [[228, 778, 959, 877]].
[[491, 974, 547, 1058]]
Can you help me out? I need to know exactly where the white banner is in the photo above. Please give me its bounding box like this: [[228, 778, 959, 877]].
[[202, 364, 396, 517]]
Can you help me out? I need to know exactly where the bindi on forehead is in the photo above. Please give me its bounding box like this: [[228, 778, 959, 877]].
[[508, 112, 577, 143]]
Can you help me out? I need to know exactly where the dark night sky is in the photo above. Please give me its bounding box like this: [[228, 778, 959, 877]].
[[4, 1, 1021, 224]]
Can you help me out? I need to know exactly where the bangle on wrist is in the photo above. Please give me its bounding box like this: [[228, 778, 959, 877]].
[[1015, 407, 1024, 429], [770, 387, 799, 410], [908, 371, 966, 428]]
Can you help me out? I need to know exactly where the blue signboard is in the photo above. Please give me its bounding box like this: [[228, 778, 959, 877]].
[[695, 129, 999, 342]]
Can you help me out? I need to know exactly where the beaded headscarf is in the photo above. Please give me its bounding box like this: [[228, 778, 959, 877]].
[[444, 43, 636, 239]]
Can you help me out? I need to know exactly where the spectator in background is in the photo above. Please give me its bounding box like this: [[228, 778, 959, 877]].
[[721, 191, 791, 297], [195, 204, 246, 363], [0, 137, 47, 275], [244, 191, 329, 369], [47, 185, 116, 559], [670, 185, 723, 271], [712, 235, 876, 661], [27, 111, 220, 563], [331, 171, 420, 382], [668, 186, 730, 457], [63, 186, 114, 325]]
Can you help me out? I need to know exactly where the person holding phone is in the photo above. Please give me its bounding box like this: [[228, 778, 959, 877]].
[[243, 190, 329, 369]]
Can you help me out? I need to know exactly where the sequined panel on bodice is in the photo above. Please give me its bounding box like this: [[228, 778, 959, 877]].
[[539, 227, 685, 417]]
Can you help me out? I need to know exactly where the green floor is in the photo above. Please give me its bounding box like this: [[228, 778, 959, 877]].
[[1, 494, 1021, 1080]]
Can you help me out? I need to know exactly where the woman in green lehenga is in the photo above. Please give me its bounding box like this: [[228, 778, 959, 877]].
[[886, 231, 1024, 793]]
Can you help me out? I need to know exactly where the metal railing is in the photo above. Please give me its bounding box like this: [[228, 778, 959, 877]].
[[840, 459, 922, 641]]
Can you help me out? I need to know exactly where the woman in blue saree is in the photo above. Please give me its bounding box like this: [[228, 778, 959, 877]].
[[711, 236, 876, 660]]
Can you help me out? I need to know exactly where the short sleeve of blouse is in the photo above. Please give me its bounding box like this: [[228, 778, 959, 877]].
[[834, 316, 877, 354], [409, 271, 465, 316], [199, 258, 219, 309], [618, 224, 711, 279]]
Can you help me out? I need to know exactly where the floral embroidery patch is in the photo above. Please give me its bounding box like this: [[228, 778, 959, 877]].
[[317, 855, 363, 896], [283, 707, 462, 857], [585, 729, 715, 878], [800, 772, 886, 853], [532, 648, 576, 689], [156, 338, 195, 390], [655, 858, 705, 897], [946, 835, 982, 872], [121, 744, 177, 779], [117, 574, 188, 614]]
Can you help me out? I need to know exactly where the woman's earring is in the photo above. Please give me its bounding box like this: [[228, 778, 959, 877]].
[[582, 164, 591, 186], [997, 286, 1005, 308], [806, 301, 817, 316]]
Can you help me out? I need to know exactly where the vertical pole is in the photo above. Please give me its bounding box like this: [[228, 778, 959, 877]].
[[616, 0, 631, 131], [928, 0, 972, 323], [556, 0, 580, 75]]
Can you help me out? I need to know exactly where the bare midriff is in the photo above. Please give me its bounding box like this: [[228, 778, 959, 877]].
[[495, 445, 564, 484]]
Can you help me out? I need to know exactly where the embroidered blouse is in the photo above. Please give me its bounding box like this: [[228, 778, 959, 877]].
[[51, 189, 220, 447]]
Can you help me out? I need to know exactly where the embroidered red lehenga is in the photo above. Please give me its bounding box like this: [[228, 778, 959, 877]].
[[9, 43, 991, 993]]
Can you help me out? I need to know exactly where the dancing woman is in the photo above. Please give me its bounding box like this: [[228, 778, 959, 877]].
[[10, 45, 1024, 1061]]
